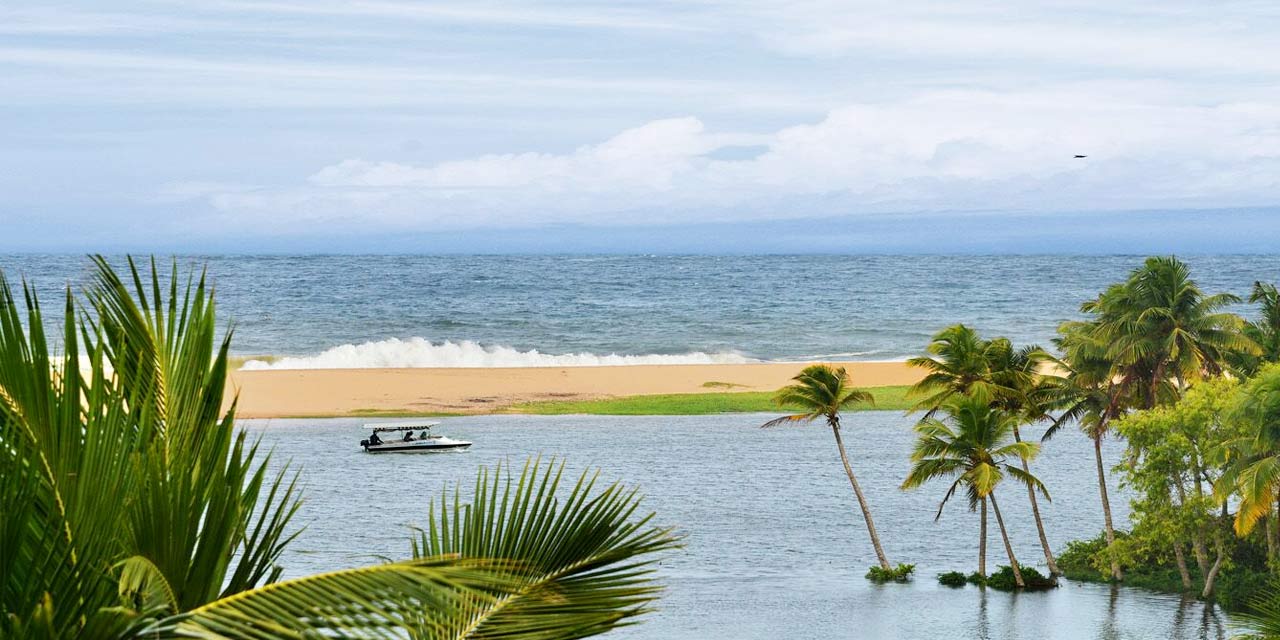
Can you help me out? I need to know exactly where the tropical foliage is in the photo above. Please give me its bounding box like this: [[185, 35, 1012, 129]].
[[907, 324, 1060, 575], [1041, 255, 1261, 582], [901, 396, 1048, 588], [0, 257, 677, 638]]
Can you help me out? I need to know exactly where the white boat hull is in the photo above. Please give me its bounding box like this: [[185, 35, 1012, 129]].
[[361, 439, 471, 453]]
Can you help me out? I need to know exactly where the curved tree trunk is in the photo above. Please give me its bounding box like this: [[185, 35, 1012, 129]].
[[830, 419, 891, 571], [1012, 424, 1060, 576], [979, 498, 988, 578], [989, 491, 1024, 588], [1173, 543, 1193, 590], [1201, 538, 1227, 599], [1094, 433, 1123, 581]]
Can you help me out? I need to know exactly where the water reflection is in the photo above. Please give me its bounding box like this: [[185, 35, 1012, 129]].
[[245, 413, 1239, 639]]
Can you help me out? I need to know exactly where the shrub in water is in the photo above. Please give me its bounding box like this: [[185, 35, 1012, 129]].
[[984, 565, 1058, 591], [967, 571, 988, 586], [866, 563, 916, 583], [937, 571, 967, 587]]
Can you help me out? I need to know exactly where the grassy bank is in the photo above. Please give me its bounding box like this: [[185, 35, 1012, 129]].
[[506, 385, 912, 415]]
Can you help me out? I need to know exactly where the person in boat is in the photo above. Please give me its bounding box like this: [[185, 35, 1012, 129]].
[[420, 430, 430, 440], [403, 430, 415, 442], [368, 431, 382, 446]]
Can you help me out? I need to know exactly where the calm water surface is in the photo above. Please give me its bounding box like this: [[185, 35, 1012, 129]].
[[247, 413, 1234, 640]]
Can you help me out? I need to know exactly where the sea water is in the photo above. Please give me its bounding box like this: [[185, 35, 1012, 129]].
[[248, 413, 1233, 640], [2, 254, 1277, 366]]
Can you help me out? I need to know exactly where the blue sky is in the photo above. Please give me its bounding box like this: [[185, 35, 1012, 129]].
[[2, 1, 1279, 252]]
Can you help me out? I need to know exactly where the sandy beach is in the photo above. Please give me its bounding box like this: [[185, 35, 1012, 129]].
[[226, 361, 922, 418]]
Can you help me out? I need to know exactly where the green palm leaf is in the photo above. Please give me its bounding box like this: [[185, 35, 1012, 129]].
[[410, 458, 681, 640]]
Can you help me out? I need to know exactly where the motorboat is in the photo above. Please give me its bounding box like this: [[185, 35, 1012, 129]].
[[359, 422, 472, 453]]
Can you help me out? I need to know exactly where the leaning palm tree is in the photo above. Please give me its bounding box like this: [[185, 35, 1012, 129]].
[[907, 325, 1061, 575], [762, 364, 891, 571], [1043, 320, 1130, 580], [901, 396, 1048, 588], [0, 256, 677, 638]]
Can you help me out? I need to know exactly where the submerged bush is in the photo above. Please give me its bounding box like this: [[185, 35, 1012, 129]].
[[937, 571, 967, 587], [984, 566, 1058, 591], [1056, 533, 1111, 580], [866, 564, 916, 583], [967, 571, 988, 586]]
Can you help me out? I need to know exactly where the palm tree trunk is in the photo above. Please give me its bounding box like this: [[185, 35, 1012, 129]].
[[1094, 433, 1123, 581], [1012, 425, 1060, 576], [1267, 515, 1277, 570], [830, 421, 891, 571], [979, 498, 988, 578], [989, 491, 1024, 588]]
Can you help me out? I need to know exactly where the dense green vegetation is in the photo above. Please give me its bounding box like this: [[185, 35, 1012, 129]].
[[888, 255, 1280, 625], [0, 258, 678, 638], [866, 563, 916, 583], [508, 385, 912, 415]]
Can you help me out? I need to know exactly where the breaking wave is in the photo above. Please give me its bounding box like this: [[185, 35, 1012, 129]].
[[238, 338, 758, 370]]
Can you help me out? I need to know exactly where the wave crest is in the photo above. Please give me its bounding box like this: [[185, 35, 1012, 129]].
[[238, 338, 757, 370]]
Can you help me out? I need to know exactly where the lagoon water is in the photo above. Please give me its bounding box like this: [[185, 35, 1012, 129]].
[[249, 412, 1233, 640], [5, 255, 1279, 364]]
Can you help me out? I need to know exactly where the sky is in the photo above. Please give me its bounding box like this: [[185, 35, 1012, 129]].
[[2, 1, 1279, 253]]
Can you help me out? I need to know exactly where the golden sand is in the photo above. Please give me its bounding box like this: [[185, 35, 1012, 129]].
[[227, 361, 921, 418]]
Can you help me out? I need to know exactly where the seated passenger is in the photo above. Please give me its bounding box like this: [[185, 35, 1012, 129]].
[[369, 432, 382, 445], [403, 431, 415, 441]]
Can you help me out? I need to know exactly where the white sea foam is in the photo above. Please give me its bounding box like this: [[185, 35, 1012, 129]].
[[238, 337, 758, 370]]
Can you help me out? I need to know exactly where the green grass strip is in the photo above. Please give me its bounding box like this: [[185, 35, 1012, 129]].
[[506, 385, 913, 416]]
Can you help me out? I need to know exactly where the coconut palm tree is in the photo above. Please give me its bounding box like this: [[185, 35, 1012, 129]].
[[907, 326, 1062, 575], [1233, 281, 1280, 378], [1216, 363, 1280, 538], [0, 257, 677, 639], [906, 324, 1004, 414], [762, 364, 891, 571], [1044, 320, 1130, 580], [1051, 256, 1255, 581], [1084, 256, 1255, 408], [901, 396, 1048, 587]]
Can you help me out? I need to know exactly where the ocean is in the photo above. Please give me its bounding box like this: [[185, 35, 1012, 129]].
[[2, 254, 1277, 368]]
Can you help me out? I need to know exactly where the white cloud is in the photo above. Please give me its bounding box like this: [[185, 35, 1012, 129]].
[[193, 89, 1280, 230]]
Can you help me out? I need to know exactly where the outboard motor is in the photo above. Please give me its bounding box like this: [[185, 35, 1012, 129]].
[[359, 438, 369, 448]]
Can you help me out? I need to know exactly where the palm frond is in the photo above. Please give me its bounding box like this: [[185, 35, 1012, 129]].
[[410, 458, 681, 640]]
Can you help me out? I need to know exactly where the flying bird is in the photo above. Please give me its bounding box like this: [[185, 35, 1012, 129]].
[[1074, 154, 1087, 158]]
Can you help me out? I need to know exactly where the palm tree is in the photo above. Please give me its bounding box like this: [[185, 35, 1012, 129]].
[[1233, 281, 1280, 378], [1084, 256, 1255, 408], [907, 325, 1061, 576], [762, 364, 891, 571], [1044, 320, 1129, 580], [906, 324, 1004, 413], [1053, 256, 1255, 581], [901, 396, 1048, 587], [0, 257, 678, 638], [1216, 363, 1280, 538]]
